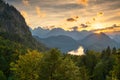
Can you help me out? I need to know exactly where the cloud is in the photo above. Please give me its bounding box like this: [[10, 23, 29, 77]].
[[106, 16, 120, 22], [66, 18, 76, 22], [71, 26, 79, 31], [35, 6, 46, 18], [22, 0, 30, 6], [97, 12, 104, 16], [92, 24, 120, 33], [92, 18, 96, 21], [77, 0, 88, 6], [81, 24, 88, 28], [68, 46, 85, 56]]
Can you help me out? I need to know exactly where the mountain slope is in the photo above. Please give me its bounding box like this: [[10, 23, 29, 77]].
[[79, 33, 118, 51], [106, 31, 120, 44], [34, 35, 79, 52], [0, 0, 46, 51], [113, 35, 120, 44]]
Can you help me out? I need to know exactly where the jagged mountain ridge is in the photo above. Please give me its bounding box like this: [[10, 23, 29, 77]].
[[32, 27, 92, 40]]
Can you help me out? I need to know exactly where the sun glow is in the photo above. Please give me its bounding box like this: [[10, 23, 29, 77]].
[[92, 23, 104, 29], [94, 31, 103, 34]]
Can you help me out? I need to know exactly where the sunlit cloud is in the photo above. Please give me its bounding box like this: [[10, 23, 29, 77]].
[[92, 24, 120, 33], [70, 26, 79, 31], [22, 0, 30, 6], [68, 46, 85, 56], [77, 0, 88, 6], [35, 6, 46, 18], [45, 25, 56, 30], [97, 12, 104, 16], [92, 18, 96, 21], [81, 24, 88, 28], [66, 18, 77, 22]]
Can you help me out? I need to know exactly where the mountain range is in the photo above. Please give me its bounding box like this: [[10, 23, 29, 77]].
[[32, 27, 92, 40], [31, 27, 120, 52]]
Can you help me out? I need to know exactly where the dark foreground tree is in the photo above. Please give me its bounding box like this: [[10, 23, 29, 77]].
[[0, 70, 7, 80], [110, 54, 120, 80]]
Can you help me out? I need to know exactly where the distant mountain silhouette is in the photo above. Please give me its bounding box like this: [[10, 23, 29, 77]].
[[32, 27, 120, 52], [34, 35, 79, 52], [79, 33, 119, 51], [32, 27, 92, 40]]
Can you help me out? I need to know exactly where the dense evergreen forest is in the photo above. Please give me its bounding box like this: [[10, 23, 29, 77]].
[[0, 34, 120, 80]]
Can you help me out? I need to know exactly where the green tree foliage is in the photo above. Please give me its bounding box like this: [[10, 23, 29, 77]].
[[101, 46, 111, 59], [84, 51, 99, 74], [79, 66, 90, 80], [106, 46, 111, 55], [0, 70, 7, 80], [112, 47, 117, 54], [53, 57, 80, 80], [40, 49, 62, 80], [11, 49, 80, 80], [72, 50, 99, 79], [93, 60, 113, 80], [0, 36, 26, 78], [110, 54, 120, 80], [10, 50, 42, 80], [40, 49, 80, 80]]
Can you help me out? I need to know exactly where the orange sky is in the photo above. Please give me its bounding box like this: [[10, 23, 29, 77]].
[[6, 0, 120, 33]]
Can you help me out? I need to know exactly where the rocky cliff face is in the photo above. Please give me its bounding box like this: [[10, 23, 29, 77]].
[[0, 0, 46, 51], [0, 0, 31, 36]]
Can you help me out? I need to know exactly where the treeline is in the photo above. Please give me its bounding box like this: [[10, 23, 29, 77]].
[[0, 36, 120, 80]]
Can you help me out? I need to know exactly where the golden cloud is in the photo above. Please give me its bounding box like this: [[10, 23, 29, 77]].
[[97, 12, 104, 16], [81, 24, 88, 28], [66, 18, 76, 22], [70, 26, 79, 31], [92, 24, 120, 33], [93, 18, 96, 21], [22, 0, 30, 6], [35, 6, 46, 18], [77, 0, 88, 6]]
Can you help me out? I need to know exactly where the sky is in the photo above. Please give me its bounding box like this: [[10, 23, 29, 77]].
[[6, 0, 120, 33]]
